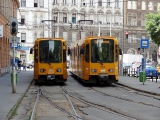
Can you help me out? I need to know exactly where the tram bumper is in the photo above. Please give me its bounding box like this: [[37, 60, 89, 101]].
[[98, 73, 108, 82], [47, 74, 55, 81]]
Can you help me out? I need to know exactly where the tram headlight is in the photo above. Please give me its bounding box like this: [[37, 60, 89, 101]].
[[108, 69, 114, 72], [91, 69, 97, 73], [56, 68, 61, 72]]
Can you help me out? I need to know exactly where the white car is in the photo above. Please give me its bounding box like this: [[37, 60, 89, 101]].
[[26, 60, 34, 69]]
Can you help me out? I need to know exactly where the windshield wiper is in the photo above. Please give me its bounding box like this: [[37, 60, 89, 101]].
[[97, 61, 103, 65]]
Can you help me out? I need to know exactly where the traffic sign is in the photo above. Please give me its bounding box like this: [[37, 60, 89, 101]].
[[9, 37, 20, 43], [17, 43, 22, 49], [140, 39, 149, 48]]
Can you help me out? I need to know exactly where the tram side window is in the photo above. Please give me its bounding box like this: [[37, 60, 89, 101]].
[[85, 44, 89, 63], [63, 49, 66, 62], [74, 48, 75, 60], [115, 44, 118, 62], [34, 46, 38, 63]]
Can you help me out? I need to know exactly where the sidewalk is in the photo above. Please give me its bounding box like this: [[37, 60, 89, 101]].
[[119, 76, 160, 95], [0, 69, 33, 120]]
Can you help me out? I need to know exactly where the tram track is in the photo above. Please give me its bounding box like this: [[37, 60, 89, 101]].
[[90, 84, 160, 109], [30, 86, 82, 120], [62, 87, 136, 120]]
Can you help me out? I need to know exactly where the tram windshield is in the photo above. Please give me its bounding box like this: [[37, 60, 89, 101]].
[[91, 39, 114, 63], [39, 40, 62, 63]]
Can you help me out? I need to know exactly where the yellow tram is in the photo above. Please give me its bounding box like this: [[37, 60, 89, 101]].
[[33, 38, 68, 84], [68, 36, 122, 85]]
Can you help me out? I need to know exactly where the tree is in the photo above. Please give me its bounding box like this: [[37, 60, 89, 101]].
[[145, 11, 160, 46]]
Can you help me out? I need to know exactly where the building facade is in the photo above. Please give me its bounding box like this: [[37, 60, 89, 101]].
[[0, 0, 19, 76], [17, 0, 51, 61], [52, 0, 123, 46], [124, 0, 160, 62], [17, 0, 160, 63]]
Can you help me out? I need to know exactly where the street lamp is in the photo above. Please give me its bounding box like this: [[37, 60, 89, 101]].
[[120, 0, 125, 76]]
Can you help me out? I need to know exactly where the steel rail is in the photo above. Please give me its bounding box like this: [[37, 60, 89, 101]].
[[62, 88, 136, 120], [30, 88, 41, 120], [62, 88, 82, 120], [40, 92, 82, 119]]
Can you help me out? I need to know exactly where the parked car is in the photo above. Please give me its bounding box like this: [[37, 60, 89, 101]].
[[26, 60, 34, 69], [136, 64, 158, 78], [145, 65, 158, 79]]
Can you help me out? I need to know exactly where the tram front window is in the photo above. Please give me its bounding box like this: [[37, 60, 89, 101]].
[[39, 40, 62, 63], [91, 39, 114, 63]]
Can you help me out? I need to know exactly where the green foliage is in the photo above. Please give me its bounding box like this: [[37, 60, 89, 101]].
[[145, 11, 160, 46]]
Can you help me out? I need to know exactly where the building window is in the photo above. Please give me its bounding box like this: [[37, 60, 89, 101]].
[[128, 0, 137, 9], [81, 14, 85, 20], [127, 13, 137, 26], [21, 15, 25, 25], [98, 0, 102, 6], [63, 0, 67, 5], [40, 0, 44, 8], [54, 13, 58, 22], [21, 33, 26, 43], [158, 3, 160, 11], [106, 14, 111, 24], [98, 14, 103, 24], [132, 34, 136, 43], [34, 33, 37, 40], [90, 0, 94, 6], [21, 0, 26, 7], [115, 0, 119, 7], [81, 0, 85, 6], [107, 0, 111, 7], [63, 14, 67, 23], [34, 0, 38, 7], [148, 2, 153, 10], [72, 14, 76, 23], [53, 0, 57, 4], [141, 1, 146, 10], [63, 32, 68, 41], [114, 14, 119, 25], [141, 15, 145, 26], [72, 0, 76, 5], [90, 14, 94, 20]]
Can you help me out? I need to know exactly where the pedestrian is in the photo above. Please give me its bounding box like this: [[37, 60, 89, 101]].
[[18, 59, 21, 71], [23, 60, 26, 71]]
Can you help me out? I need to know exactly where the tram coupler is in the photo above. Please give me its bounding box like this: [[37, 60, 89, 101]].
[[98, 73, 108, 82], [47, 74, 55, 81]]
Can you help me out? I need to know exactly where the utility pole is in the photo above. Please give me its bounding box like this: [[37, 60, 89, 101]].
[[42, 20, 56, 38], [121, 0, 125, 76], [78, 20, 93, 39]]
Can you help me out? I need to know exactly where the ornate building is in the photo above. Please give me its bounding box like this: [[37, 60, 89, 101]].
[[17, 0, 51, 61], [52, 0, 123, 46], [0, 0, 19, 76], [124, 0, 160, 61]]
